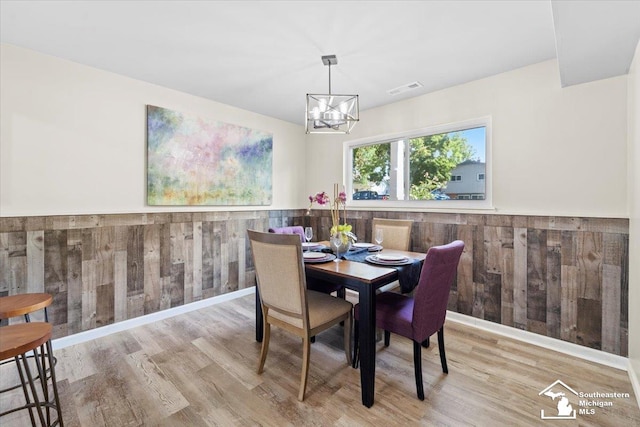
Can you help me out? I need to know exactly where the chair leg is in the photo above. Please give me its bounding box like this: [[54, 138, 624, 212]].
[[352, 319, 359, 368], [413, 340, 424, 401], [343, 313, 352, 366], [257, 318, 270, 374], [422, 336, 430, 348], [299, 336, 311, 401], [384, 330, 390, 347], [437, 327, 448, 374], [337, 288, 346, 326]]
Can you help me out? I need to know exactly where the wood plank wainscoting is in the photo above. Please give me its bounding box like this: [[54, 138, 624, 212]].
[[0, 210, 628, 357]]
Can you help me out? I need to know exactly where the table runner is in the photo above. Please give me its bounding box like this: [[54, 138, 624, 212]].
[[340, 247, 423, 294]]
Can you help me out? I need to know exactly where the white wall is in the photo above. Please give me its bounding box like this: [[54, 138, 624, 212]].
[[628, 40, 640, 397], [307, 60, 628, 218], [4, 48, 627, 220], [0, 44, 306, 217]]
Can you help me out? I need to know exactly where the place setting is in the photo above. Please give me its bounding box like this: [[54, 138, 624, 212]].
[[365, 253, 413, 266], [352, 242, 383, 251], [301, 226, 334, 262], [302, 242, 325, 251], [302, 251, 336, 263], [302, 226, 325, 251], [347, 227, 384, 252]]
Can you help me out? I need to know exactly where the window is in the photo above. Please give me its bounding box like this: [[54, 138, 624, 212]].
[[346, 118, 490, 206]]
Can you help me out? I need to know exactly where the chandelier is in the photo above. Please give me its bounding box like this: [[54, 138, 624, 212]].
[[305, 55, 359, 134]]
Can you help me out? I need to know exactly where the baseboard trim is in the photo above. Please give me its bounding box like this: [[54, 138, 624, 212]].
[[628, 361, 640, 409], [52, 287, 255, 350], [446, 311, 628, 371]]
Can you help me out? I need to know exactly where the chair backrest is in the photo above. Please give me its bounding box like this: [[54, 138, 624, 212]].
[[248, 230, 309, 329], [268, 226, 305, 243], [412, 240, 465, 342], [372, 218, 413, 251]]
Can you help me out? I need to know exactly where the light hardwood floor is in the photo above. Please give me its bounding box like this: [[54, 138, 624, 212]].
[[1, 293, 639, 426]]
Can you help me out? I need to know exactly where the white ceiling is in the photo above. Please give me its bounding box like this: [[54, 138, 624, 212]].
[[1, 1, 639, 125]]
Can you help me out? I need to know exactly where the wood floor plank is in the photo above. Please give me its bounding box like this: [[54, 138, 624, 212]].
[[126, 349, 190, 418], [3, 294, 637, 426]]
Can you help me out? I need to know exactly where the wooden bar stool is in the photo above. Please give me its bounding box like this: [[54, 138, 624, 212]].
[[0, 294, 60, 425], [0, 294, 56, 394], [0, 322, 64, 426], [0, 293, 53, 323]]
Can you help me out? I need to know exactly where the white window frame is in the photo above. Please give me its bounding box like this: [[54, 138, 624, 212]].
[[344, 116, 492, 210]]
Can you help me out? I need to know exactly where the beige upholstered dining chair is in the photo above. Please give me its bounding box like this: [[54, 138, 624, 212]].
[[372, 218, 413, 251], [372, 218, 414, 293], [247, 230, 353, 401]]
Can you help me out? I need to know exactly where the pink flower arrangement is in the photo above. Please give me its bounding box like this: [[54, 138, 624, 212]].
[[308, 184, 352, 235]]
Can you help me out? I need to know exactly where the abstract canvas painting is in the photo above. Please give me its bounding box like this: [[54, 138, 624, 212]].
[[147, 105, 273, 205]]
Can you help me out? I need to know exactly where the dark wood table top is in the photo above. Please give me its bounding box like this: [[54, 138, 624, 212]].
[[304, 243, 426, 287]]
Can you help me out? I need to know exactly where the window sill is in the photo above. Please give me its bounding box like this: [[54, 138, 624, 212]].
[[347, 199, 496, 213]]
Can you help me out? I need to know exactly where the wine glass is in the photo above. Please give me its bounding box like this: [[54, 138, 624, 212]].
[[375, 228, 384, 247], [330, 233, 346, 262], [304, 227, 313, 251]]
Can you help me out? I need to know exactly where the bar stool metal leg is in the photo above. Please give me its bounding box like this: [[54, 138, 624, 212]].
[[45, 340, 63, 427], [36, 342, 52, 426], [13, 354, 37, 426], [19, 350, 47, 426]]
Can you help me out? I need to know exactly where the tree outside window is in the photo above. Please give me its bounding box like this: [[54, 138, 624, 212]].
[[350, 125, 486, 201]]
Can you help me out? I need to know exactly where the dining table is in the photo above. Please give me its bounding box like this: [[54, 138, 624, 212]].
[[254, 242, 426, 408]]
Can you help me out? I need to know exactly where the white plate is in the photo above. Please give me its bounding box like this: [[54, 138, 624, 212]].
[[353, 243, 376, 248], [304, 254, 336, 263], [365, 255, 413, 266], [376, 254, 407, 262], [302, 242, 319, 247], [303, 252, 326, 259]]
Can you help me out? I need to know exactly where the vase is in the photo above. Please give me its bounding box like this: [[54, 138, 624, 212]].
[[329, 231, 352, 262]]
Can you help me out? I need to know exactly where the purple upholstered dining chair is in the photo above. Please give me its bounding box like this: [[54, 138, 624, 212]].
[[268, 226, 306, 242], [352, 240, 465, 400]]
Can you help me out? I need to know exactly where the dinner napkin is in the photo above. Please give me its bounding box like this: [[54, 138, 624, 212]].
[[396, 261, 423, 293], [342, 250, 423, 294]]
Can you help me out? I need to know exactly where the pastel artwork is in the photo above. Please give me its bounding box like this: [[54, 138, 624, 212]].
[[147, 105, 273, 205]]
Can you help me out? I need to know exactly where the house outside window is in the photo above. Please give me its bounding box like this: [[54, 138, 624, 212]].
[[445, 160, 486, 200]]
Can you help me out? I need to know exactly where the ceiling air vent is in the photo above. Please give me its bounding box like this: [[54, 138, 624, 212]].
[[387, 81, 423, 96]]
